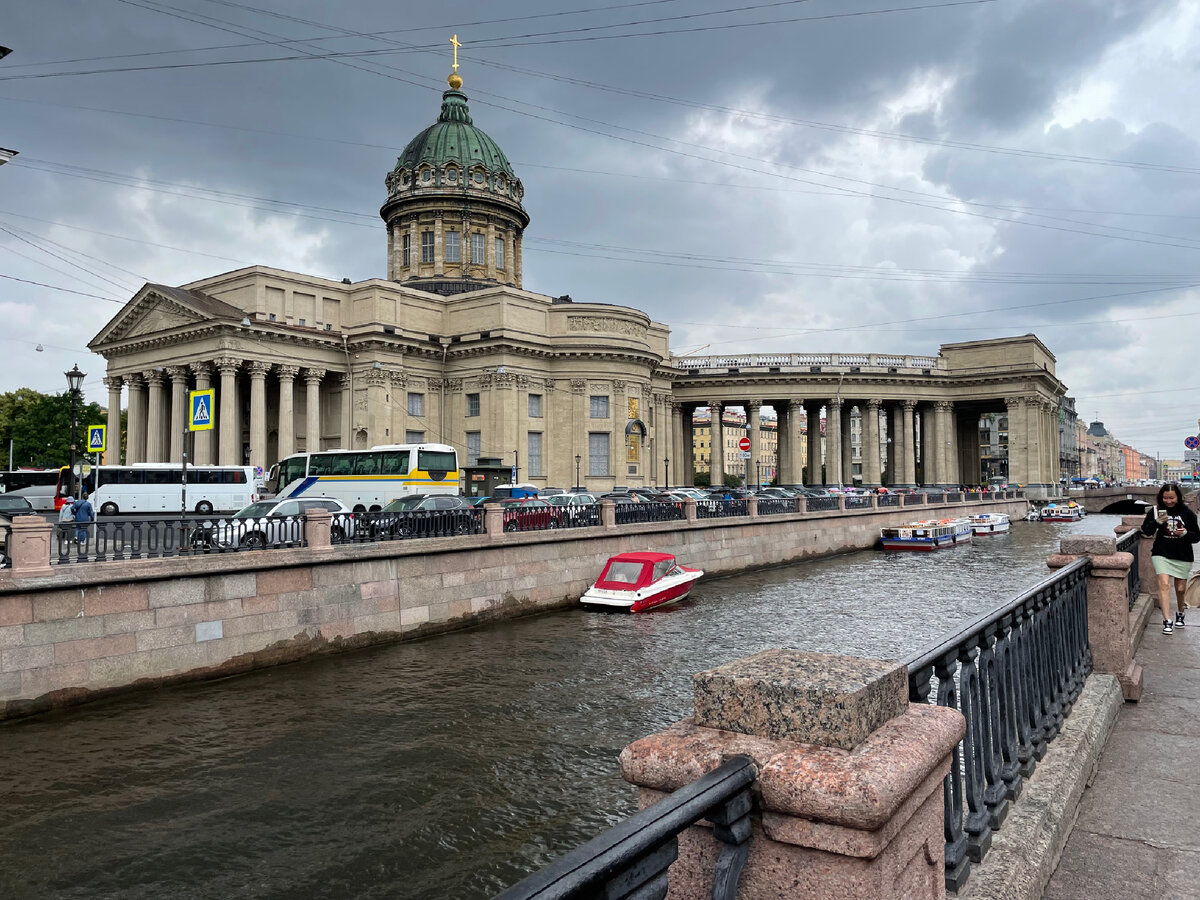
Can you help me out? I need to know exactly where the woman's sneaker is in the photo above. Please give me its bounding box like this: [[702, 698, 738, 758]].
[[1164, 619, 1175, 634], [1177, 612, 1187, 628]]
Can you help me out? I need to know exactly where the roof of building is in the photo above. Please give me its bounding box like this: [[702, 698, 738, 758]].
[[395, 88, 518, 180]]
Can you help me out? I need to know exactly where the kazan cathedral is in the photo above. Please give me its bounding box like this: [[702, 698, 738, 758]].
[[89, 66, 676, 492], [88, 64, 1069, 495]]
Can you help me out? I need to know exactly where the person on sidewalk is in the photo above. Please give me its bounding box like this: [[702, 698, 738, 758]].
[[1140, 482, 1200, 633], [71, 491, 95, 547]]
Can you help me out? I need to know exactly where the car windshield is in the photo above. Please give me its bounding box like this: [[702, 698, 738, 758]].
[[0, 496, 32, 512], [234, 501, 279, 518], [383, 497, 424, 512]]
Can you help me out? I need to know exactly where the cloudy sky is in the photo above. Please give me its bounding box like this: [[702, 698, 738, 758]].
[[3, 0, 1199, 460]]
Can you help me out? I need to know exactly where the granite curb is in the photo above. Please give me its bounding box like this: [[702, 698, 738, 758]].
[[954, 673, 1122, 900]]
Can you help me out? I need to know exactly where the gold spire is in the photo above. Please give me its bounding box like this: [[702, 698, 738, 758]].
[[448, 34, 463, 89]]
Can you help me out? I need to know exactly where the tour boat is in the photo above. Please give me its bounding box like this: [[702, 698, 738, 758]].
[[1040, 502, 1083, 522], [969, 513, 1011, 535], [580, 552, 703, 612], [951, 517, 974, 544], [880, 520, 957, 551]]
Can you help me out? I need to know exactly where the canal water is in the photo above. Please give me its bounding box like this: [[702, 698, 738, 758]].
[[0, 515, 1120, 899]]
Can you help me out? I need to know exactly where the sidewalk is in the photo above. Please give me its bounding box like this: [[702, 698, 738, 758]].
[[1044, 611, 1200, 900]]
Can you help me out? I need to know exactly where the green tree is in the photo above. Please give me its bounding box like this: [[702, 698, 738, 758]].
[[1, 389, 105, 470]]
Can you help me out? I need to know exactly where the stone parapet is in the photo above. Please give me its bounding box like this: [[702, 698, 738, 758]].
[[621, 651, 965, 899], [8, 516, 53, 577], [1115, 515, 1154, 590]]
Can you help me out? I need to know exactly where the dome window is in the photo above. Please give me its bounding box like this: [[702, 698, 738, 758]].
[[447, 169, 457, 182], [473, 171, 484, 184], [421, 170, 431, 182]]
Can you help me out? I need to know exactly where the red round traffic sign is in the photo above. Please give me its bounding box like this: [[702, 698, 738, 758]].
[[738, 437, 751, 452]]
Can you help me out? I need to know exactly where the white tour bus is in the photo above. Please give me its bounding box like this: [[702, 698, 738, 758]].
[[268, 443, 460, 511], [88, 464, 259, 516]]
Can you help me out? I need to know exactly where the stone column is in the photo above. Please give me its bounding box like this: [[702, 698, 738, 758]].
[[515, 234, 523, 287], [143, 370, 166, 462], [276, 365, 299, 460], [900, 400, 917, 488], [125, 374, 145, 464], [486, 220, 497, 280], [103, 376, 123, 466], [167, 366, 189, 464], [863, 398, 882, 487], [248, 361, 270, 471], [504, 231, 515, 286], [825, 399, 842, 486], [1048, 535, 1143, 701], [944, 401, 960, 486], [841, 404, 853, 488], [215, 358, 240, 465], [190, 363, 214, 465], [621, 650, 964, 900], [407, 220, 418, 279], [747, 401, 761, 489], [1005, 396, 1025, 487], [340, 373, 353, 449], [681, 404, 695, 487], [775, 404, 789, 484], [931, 400, 951, 488], [787, 400, 804, 487], [883, 405, 898, 486], [433, 214, 444, 276], [304, 368, 324, 453], [709, 401, 724, 488], [805, 402, 822, 485]]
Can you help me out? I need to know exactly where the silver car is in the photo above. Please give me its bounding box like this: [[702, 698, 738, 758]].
[[196, 497, 353, 550]]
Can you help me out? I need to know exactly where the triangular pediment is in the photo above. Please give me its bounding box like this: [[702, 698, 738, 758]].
[[90, 283, 243, 350]]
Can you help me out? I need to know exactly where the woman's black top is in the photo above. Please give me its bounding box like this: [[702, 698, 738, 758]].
[[1140, 503, 1200, 563]]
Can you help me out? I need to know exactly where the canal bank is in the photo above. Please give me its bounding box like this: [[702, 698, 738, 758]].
[[0, 498, 1027, 719]]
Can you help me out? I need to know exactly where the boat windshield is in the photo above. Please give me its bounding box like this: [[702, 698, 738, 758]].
[[603, 561, 645, 584]]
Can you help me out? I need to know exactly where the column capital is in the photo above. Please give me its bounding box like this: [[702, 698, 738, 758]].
[[340, 373, 352, 389], [570, 378, 587, 394], [124, 372, 144, 388], [165, 365, 189, 384], [827, 397, 843, 411], [304, 367, 326, 384], [189, 361, 212, 379], [865, 397, 882, 411], [901, 398, 917, 411], [142, 369, 165, 387], [746, 399, 762, 409], [247, 361, 271, 379], [388, 370, 408, 387], [934, 399, 954, 411], [277, 364, 301, 381], [708, 399, 724, 412], [1004, 395, 1025, 408], [363, 367, 388, 386], [787, 398, 804, 411], [103, 375, 124, 391], [214, 357, 241, 375]]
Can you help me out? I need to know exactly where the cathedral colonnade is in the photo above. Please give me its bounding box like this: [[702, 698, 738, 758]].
[[102, 362, 334, 472]]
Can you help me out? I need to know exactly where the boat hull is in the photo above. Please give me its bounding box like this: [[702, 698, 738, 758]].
[[969, 514, 1010, 535], [880, 535, 955, 551]]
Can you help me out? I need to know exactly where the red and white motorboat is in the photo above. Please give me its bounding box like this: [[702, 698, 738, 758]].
[[580, 552, 703, 612]]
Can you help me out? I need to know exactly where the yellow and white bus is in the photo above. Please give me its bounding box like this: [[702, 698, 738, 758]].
[[268, 444, 460, 512]]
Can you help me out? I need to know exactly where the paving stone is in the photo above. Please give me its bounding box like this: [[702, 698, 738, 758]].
[[1111, 695, 1200, 739], [1094, 728, 1200, 786], [1075, 767, 1200, 851], [1043, 830, 1165, 900], [1141, 664, 1200, 701], [1160, 849, 1200, 899]]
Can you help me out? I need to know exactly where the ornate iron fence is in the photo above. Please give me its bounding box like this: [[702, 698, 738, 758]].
[[498, 506, 566, 533], [945, 491, 963, 503], [493, 755, 756, 900], [1116, 528, 1141, 609], [559, 505, 601, 529], [615, 502, 685, 525], [924, 491, 947, 504], [755, 498, 795, 516], [845, 495, 872, 510], [52, 516, 307, 564], [905, 557, 1091, 892], [696, 499, 748, 519], [901, 493, 924, 506], [877, 494, 900, 508], [804, 495, 838, 512], [332, 509, 483, 544]]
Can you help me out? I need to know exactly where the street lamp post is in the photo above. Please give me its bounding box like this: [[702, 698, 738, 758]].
[[65, 364, 85, 496], [574, 454, 581, 491], [664, 457, 669, 490]]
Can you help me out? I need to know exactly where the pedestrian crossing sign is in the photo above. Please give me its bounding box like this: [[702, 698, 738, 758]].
[[87, 425, 106, 453], [190, 389, 215, 431]]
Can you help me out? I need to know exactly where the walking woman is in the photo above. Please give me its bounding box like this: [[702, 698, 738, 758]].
[[1140, 483, 1200, 634]]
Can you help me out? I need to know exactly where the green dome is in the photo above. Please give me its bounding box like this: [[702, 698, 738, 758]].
[[396, 89, 518, 179]]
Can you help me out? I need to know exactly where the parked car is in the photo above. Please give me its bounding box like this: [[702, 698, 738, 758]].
[[377, 494, 477, 537], [499, 498, 564, 532], [546, 492, 600, 525], [194, 497, 352, 550]]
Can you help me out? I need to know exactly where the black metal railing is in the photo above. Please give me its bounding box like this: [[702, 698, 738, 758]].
[[615, 502, 685, 525], [804, 495, 838, 512], [945, 491, 963, 503], [493, 755, 756, 900], [924, 491, 947, 504], [52, 516, 307, 564], [0, 522, 10, 568], [845, 495, 872, 510], [877, 494, 900, 507], [333, 509, 483, 544], [906, 557, 1091, 892], [902, 493, 924, 506], [1116, 528, 1141, 610], [559, 505, 602, 529], [499, 507, 566, 533], [696, 499, 748, 519], [755, 498, 795, 516]]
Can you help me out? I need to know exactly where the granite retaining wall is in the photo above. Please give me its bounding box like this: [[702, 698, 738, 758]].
[[0, 500, 1026, 719]]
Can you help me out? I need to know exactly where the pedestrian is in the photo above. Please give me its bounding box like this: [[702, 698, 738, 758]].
[[1140, 482, 1200, 633], [71, 491, 95, 547], [57, 494, 75, 545]]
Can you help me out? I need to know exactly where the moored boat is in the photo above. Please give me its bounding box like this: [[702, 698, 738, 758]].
[[880, 520, 957, 551], [580, 551, 703, 612], [1040, 502, 1083, 522], [969, 513, 1010, 535], [950, 517, 973, 544]]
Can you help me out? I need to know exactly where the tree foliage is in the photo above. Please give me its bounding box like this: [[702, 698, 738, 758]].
[[0, 389, 107, 470]]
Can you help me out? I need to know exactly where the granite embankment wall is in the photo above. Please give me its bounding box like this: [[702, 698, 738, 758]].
[[0, 499, 1026, 719]]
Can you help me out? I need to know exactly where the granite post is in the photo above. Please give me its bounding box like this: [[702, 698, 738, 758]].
[[620, 649, 964, 899], [1048, 535, 1143, 701], [1115, 515, 1154, 596], [7, 516, 53, 576]]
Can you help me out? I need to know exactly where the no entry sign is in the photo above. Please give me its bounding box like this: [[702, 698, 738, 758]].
[[738, 437, 752, 452]]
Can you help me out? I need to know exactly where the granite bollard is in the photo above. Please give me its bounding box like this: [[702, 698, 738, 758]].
[[620, 649, 965, 899]]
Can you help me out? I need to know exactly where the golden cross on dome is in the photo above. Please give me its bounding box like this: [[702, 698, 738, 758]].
[[449, 34, 462, 74]]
